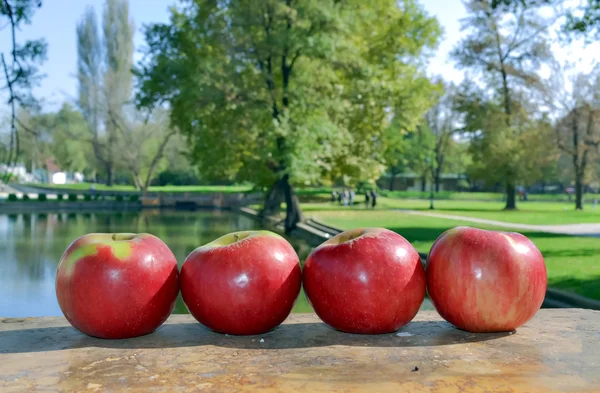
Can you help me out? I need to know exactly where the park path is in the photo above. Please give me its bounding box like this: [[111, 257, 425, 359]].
[[398, 209, 600, 237]]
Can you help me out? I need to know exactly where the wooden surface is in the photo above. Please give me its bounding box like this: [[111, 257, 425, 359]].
[[1, 310, 599, 392]]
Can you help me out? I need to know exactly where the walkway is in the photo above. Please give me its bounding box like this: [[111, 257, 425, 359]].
[[398, 209, 600, 237]]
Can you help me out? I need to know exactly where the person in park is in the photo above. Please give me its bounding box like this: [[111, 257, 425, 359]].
[[364, 191, 370, 208], [370, 189, 378, 209]]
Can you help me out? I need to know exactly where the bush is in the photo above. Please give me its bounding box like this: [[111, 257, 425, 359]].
[[38, 193, 47, 202], [7, 194, 18, 202], [116, 195, 124, 202], [129, 195, 139, 202], [57, 194, 64, 201], [22, 194, 30, 201], [68, 194, 78, 202], [84, 194, 92, 201]]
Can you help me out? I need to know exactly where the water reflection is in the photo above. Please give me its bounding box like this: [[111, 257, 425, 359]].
[[0, 209, 431, 318], [0, 210, 309, 317]]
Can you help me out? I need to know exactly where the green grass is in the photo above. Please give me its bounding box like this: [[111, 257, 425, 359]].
[[308, 209, 600, 301], [379, 190, 600, 203], [301, 198, 600, 225], [30, 183, 254, 193]]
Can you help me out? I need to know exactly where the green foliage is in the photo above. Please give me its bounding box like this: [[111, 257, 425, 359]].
[[456, 86, 558, 188], [7, 194, 18, 201], [16, 103, 93, 176], [115, 195, 124, 202], [57, 194, 64, 201], [564, 0, 600, 39], [84, 194, 92, 201], [451, 0, 555, 207], [22, 194, 30, 201], [129, 195, 139, 202], [68, 194, 78, 202], [135, 0, 441, 190], [37, 193, 47, 202]]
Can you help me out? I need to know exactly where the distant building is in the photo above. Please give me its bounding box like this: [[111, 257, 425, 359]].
[[377, 172, 468, 192], [0, 164, 37, 183], [0, 159, 84, 185]]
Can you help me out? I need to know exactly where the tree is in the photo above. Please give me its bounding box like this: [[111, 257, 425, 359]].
[[13, 104, 94, 181], [51, 103, 94, 175], [14, 108, 52, 176], [452, 0, 554, 208], [457, 85, 558, 197], [1, 0, 47, 181], [118, 109, 177, 190], [423, 80, 461, 192], [404, 123, 436, 192], [76, 0, 134, 186], [546, 61, 600, 209], [136, 0, 440, 232]]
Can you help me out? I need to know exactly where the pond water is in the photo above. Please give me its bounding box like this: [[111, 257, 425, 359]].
[[0, 209, 431, 318]]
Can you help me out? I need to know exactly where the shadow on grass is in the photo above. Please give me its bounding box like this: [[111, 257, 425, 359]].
[[386, 227, 567, 245], [548, 276, 600, 301], [541, 249, 600, 258]]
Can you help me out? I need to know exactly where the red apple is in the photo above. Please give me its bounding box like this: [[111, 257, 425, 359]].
[[426, 226, 547, 333], [55, 233, 179, 339], [302, 227, 426, 334], [180, 230, 301, 335]]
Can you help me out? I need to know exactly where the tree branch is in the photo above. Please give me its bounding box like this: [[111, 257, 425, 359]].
[[1, 53, 17, 182], [143, 129, 176, 191]]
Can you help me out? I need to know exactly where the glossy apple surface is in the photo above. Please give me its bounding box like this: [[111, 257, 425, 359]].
[[302, 227, 426, 334], [426, 226, 547, 333], [180, 230, 301, 335], [55, 233, 179, 339]]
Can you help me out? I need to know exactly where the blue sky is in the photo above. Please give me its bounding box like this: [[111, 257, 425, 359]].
[[0, 0, 595, 114], [0, 0, 171, 111]]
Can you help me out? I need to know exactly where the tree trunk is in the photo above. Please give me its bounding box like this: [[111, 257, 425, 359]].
[[143, 131, 176, 192], [262, 177, 284, 218], [105, 163, 113, 186], [281, 174, 302, 233], [505, 181, 516, 210], [575, 175, 584, 210], [434, 167, 441, 193], [132, 173, 143, 191], [420, 175, 426, 192], [389, 172, 396, 191], [261, 175, 302, 234]]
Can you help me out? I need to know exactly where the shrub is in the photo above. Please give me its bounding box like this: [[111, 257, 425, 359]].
[[7, 194, 18, 202], [116, 195, 124, 202], [68, 194, 78, 202], [22, 194, 30, 201], [84, 194, 92, 201], [38, 193, 47, 202], [129, 195, 139, 202], [57, 194, 64, 201]]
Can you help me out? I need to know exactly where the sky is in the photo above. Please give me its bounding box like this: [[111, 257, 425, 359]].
[[0, 0, 597, 115]]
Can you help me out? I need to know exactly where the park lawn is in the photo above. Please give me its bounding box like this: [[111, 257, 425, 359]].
[[301, 198, 600, 225], [307, 209, 600, 301]]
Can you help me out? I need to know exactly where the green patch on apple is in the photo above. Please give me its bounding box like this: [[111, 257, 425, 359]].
[[61, 234, 136, 274]]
